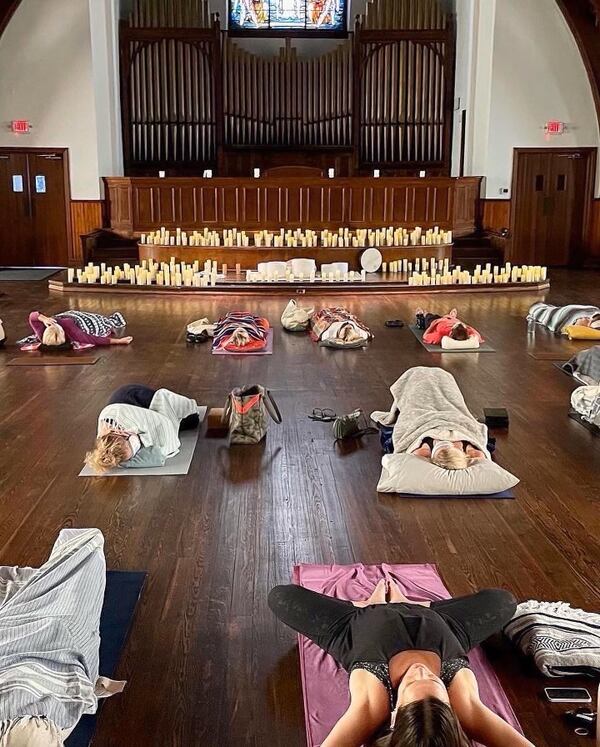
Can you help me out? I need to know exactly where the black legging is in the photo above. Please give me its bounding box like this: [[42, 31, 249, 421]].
[[268, 585, 516, 657], [108, 384, 199, 431]]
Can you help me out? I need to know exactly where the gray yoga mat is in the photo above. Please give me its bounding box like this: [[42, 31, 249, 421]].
[[0, 268, 61, 281], [79, 429, 199, 477], [409, 325, 496, 353]]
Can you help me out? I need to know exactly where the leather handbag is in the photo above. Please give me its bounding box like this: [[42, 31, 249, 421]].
[[223, 385, 282, 444]]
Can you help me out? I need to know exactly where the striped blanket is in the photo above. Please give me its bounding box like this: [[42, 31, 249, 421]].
[[505, 600, 600, 677], [310, 307, 372, 348], [0, 529, 113, 731], [527, 302, 600, 333], [212, 312, 269, 352], [564, 346, 600, 385], [55, 310, 126, 337]]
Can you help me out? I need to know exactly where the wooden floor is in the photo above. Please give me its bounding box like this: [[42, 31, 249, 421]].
[[0, 270, 598, 747]]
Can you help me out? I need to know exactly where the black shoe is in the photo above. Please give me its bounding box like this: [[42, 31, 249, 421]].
[[186, 330, 209, 344], [416, 313, 426, 330]]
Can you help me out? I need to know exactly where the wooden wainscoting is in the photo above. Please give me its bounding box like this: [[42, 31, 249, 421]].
[[70, 200, 105, 263], [104, 176, 482, 238], [482, 199, 511, 232], [591, 199, 600, 260]]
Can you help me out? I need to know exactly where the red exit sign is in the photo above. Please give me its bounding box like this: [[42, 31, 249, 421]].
[[11, 120, 31, 134], [545, 120, 565, 135]]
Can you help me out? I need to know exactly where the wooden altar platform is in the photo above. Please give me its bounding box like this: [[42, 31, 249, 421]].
[[49, 270, 549, 297]]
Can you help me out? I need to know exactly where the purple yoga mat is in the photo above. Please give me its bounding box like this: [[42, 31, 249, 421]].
[[211, 328, 273, 355], [293, 563, 522, 747]]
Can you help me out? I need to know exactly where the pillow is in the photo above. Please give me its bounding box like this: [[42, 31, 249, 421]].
[[376, 453, 519, 495], [441, 335, 480, 350], [120, 446, 166, 469], [562, 325, 600, 340]]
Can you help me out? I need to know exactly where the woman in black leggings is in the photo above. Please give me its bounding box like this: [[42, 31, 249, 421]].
[[269, 580, 534, 747]]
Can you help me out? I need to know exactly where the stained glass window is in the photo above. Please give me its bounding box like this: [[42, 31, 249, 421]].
[[229, 0, 347, 33]]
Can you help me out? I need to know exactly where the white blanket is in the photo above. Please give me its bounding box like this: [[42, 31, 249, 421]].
[[371, 367, 490, 457]]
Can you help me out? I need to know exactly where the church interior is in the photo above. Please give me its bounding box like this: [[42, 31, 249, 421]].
[[0, 0, 599, 745]]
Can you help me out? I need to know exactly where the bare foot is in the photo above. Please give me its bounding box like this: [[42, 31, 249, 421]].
[[116, 335, 133, 345], [388, 580, 431, 607], [353, 579, 387, 608]]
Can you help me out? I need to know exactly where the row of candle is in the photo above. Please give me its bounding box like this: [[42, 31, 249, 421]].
[[407, 264, 548, 287], [139, 225, 454, 249]]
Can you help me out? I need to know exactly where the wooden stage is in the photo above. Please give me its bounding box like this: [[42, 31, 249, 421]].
[[1, 269, 597, 747], [49, 270, 550, 297]]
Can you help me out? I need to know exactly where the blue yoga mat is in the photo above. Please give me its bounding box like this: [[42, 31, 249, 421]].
[[65, 570, 146, 747], [397, 489, 514, 499]]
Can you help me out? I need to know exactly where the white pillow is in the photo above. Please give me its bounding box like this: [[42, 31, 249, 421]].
[[441, 335, 480, 350], [377, 453, 519, 495]]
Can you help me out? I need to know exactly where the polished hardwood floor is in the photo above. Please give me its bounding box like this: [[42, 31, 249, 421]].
[[0, 270, 599, 747]]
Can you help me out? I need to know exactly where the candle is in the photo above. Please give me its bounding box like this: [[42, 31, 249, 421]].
[[67, 268, 75, 283]]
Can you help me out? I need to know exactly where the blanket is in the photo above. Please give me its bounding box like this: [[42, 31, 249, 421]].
[[371, 367, 490, 457], [212, 312, 269, 352], [563, 346, 600, 385], [505, 600, 600, 677], [310, 307, 372, 348], [571, 385, 600, 426], [0, 529, 122, 733], [527, 302, 600, 333]]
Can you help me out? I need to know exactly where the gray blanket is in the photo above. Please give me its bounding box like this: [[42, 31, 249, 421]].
[[371, 367, 490, 457], [527, 302, 600, 333], [564, 345, 600, 385]]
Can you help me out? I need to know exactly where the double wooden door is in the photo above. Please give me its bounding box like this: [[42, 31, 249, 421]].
[[509, 147, 596, 266], [0, 148, 70, 266]]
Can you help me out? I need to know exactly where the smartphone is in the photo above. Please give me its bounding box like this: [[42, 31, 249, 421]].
[[544, 687, 592, 703]]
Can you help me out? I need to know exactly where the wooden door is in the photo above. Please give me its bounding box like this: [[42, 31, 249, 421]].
[[0, 151, 35, 265], [0, 148, 70, 267], [509, 148, 596, 267], [28, 151, 70, 266]]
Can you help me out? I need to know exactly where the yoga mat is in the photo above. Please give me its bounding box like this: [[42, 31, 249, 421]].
[[568, 409, 600, 436], [397, 489, 514, 499], [66, 570, 146, 747], [528, 351, 570, 360], [212, 328, 273, 355], [409, 325, 495, 353], [7, 356, 98, 366], [294, 563, 522, 747], [79, 429, 199, 477], [0, 268, 61, 281]]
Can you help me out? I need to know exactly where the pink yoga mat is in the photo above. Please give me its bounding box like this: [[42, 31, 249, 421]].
[[293, 563, 522, 747], [212, 328, 273, 355]]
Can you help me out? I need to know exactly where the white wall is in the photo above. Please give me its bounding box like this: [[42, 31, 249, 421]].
[[0, 0, 102, 199], [460, 0, 599, 198]]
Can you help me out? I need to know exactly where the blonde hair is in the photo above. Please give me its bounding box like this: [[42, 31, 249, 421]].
[[230, 327, 250, 347], [85, 434, 130, 473], [431, 446, 469, 470], [42, 324, 66, 346]]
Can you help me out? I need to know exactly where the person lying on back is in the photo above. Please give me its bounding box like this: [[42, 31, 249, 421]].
[[416, 308, 483, 346]]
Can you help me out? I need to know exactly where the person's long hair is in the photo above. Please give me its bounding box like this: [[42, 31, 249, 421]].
[[371, 697, 470, 747]]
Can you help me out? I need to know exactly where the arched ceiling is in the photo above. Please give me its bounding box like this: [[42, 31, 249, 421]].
[[0, 0, 20, 38], [555, 0, 600, 126]]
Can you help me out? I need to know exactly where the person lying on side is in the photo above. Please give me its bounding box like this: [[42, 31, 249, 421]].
[[85, 384, 206, 473], [269, 580, 535, 747], [416, 308, 483, 345], [24, 310, 132, 350]]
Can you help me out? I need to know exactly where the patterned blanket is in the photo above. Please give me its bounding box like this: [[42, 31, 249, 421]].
[[505, 600, 600, 677], [212, 311, 269, 352], [310, 307, 372, 348]]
